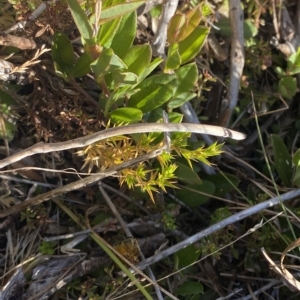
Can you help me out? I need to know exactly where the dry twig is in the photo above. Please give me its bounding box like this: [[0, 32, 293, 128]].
[[0, 122, 246, 169], [0, 149, 164, 218], [152, 0, 179, 57], [134, 188, 300, 271], [218, 0, 245, 127]]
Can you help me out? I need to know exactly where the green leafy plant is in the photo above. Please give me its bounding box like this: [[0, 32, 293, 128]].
[[77, 119, 223, 201], [50, 3, 220, 216], [52, 0, 211, 118], [166, 5, 209, 71], [38, 241, 56, 255], [274, 47, 300, 99]]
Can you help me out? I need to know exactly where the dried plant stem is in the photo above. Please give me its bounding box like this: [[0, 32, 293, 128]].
[[0, 150, 162, 218], [134, 188, 300, 271], [218, 0, 245, 127], [0, 123, 246, 169], [152, 0, 179, 57]]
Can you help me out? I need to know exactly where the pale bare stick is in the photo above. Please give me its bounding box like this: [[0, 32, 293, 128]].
[[0, 149, 163, 218], [152, 0, 179, 57], [218, 0, 245, 127], [134, 188, 300, 272], [0, 123, 246, 169]]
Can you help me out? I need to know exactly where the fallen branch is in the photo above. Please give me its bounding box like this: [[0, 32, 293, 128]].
[[0, 149, 163, 218], [134, 188, 300, 271], [0, 122, 246, 169]]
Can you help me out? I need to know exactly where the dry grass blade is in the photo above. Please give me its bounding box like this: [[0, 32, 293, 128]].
[[9, 45, 50, 74]]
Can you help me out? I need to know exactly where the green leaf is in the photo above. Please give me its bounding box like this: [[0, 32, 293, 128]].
[[138, 57, 163, 81], [206, 173, 240, 197], [178, 26, 210, 64], [110, 107, 143, 123], [167, 13, 187, 44], [165, 43, 181, 71], [271, 134, 293, 186], [91, 48, 127, 79], [293, 148, 300, 167], [200, 2, 213, 17], [112, 71, 138, 86], [100, 0, 145, 24], [278, 76, 297, 100], [293, 169, 300, 187], [147, 108, 183, 123], [293, 149, 300, 186], [0, 121, 15, 141], [98, 18, 122, 48], [182, 5, 202, 40], [0, 89, 15, 106], [175, 281, 203, 295], [52, 32, 74, 78], [174, 244, 201, 269], [176, 181, 215, 207], [287, 47, 300, 75], [174, 63, 198, 95], [274, 66, 286, 77], [243, 20, 258, 38], [66, 0, 93, 40], [72, 52, 93, 78], [168, 112, 184, 123], [52, 32, 74, 68], [128, 73, 177, 112], [123, 44, 152, 76], [104, 85, 137, 115], [167, 92, 196, 110], [175, 162, 202, 184], [110, 12, 136, 59]]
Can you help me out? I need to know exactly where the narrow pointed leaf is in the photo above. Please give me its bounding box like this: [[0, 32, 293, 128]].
[[110, 107, 143, 123], [98, 18, 122, 47], [165, 43, 181, 71], [174, 63, 198, 95], [271, 134, 293, 186], [128, 73, 177, 112], [66, 0, 93, 40], [123, 44, 152, 76], [178, 26, 210, 64], [292, 149, 300, 187], [110, 11, 136, 59], [167, 13, 187, 44], [181, 5, 201, 40], [72, 52, 93, 77], [91, 48, 127, 78], [99, 0, 145, 24]]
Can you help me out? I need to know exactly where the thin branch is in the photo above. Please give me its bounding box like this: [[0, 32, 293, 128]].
[[134, 188, 300, 271], [152, 0, 179, 57], [0, 122, 246, 169], [0, 149, 163, 218], [218, 0, 245, 127]]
